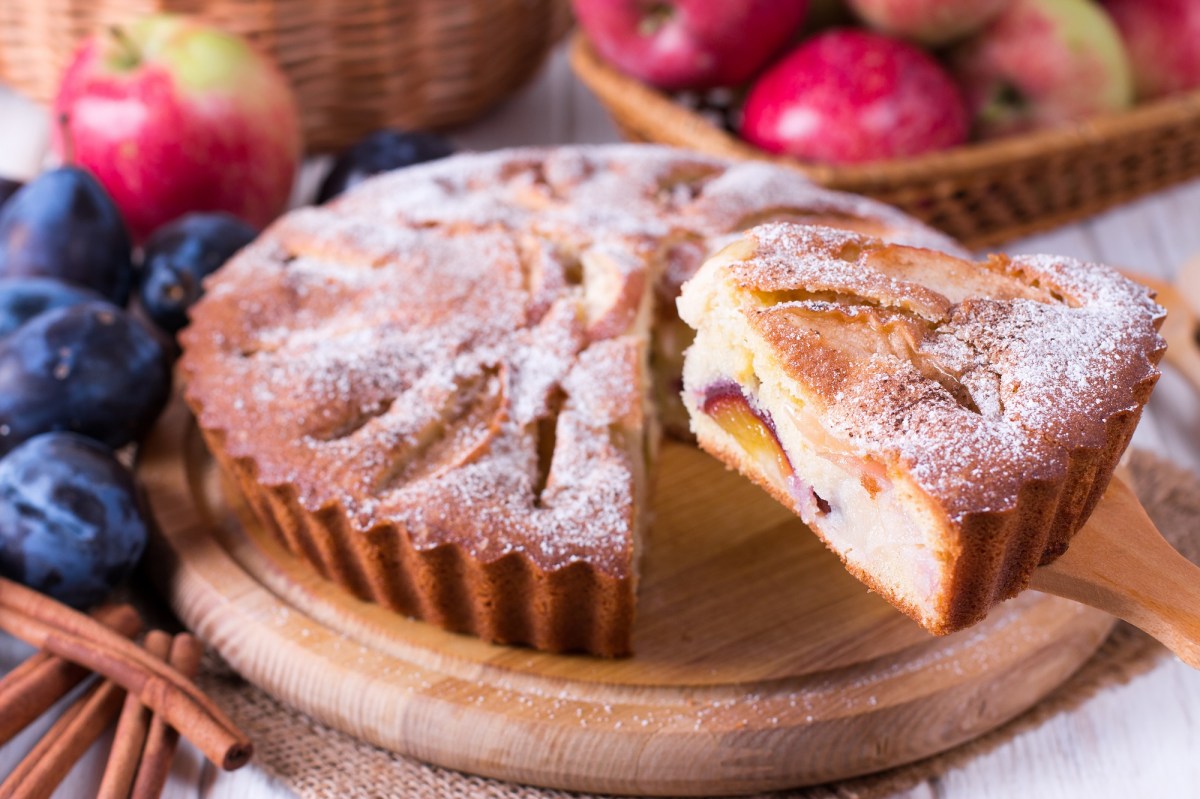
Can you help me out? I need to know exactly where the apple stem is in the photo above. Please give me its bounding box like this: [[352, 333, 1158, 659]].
[[109, 25, 141, 70], [56, 112, 75, 166], [637, 3, 674, 37], [980, 82, 1026, 126]]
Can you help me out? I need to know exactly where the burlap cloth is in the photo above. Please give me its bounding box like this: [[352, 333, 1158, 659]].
[[193, 450, 1200, 799]]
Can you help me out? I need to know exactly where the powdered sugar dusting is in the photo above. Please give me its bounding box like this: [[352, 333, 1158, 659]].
[[684, 162, 969, 255], [181, 146, 968, 574], [700, 223, 1165, 520]]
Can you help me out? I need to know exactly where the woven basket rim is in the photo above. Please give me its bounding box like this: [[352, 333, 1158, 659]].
[[0, 0, 573, 153], [570, 33, 1200, 190]]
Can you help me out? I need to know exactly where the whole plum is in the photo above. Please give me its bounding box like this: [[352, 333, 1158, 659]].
[[0, 167, 135, 305], [0, 432, 148, 609], [0, 277, 104, 339], [0, 301, 170, 454], [316, 129, 455, 203], [138, 212, 257, 334]]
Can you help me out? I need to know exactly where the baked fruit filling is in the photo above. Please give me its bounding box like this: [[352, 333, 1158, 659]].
[[700, 381, 836, 522], [678, 223, 1165, 633], [700, 382, 794, 490]]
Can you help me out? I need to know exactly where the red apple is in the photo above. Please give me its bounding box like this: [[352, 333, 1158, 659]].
[[740, 29, 969, 164], [572, 0, 810, 91], [1103, 0, 1200, 100], [53, 15, 301, 241], [950, 0, 1133, 139], [847, 0, 1010, 46]]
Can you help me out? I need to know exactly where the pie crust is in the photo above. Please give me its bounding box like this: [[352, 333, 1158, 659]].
[[678, 223, 1166, 633], [181, 146, 968, 655]]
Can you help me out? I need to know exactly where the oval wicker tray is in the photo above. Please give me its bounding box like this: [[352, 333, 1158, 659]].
[[570, 34, 1200, 249], [0, 0, 572, 153]]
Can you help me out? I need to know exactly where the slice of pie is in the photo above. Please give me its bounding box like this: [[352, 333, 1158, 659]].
[[678, 223, 1166, 633]]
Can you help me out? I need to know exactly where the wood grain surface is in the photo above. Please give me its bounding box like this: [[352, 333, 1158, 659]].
[[134, 395, 1115, 796], [1032, 476, 1200, 668]]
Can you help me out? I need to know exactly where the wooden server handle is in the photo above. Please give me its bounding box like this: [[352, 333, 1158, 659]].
[[1032, 476, 1200, 669]]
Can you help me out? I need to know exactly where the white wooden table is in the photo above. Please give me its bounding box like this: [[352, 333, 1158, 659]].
[[1, 46, 1199, 798]]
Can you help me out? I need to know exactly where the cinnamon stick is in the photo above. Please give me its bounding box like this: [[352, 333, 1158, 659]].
[[0, 603, 141, 747], [130, 633, 205, 799], [96, 630, 174, 799], [0, 577, 252, 770], [0, 674, 127, 799]]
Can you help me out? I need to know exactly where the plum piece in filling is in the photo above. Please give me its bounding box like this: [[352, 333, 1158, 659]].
[[700, 381, 830, 522]]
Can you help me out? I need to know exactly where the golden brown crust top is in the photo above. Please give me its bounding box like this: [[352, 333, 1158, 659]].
[[183, 214, 646, 576], [726, 223, 1165, 521], [181, 147, 967, 579], [330, 146, 967, 257]]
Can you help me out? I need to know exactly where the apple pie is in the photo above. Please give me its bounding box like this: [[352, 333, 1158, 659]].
[[677, 223, 1166, 633], [180, 146, 967, 655]]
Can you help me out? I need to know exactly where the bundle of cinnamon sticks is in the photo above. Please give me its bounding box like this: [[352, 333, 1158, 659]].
[[0, 576, 252, 799]]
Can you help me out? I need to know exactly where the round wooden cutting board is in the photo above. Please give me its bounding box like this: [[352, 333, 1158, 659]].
[[138, 397, 1114, 796]]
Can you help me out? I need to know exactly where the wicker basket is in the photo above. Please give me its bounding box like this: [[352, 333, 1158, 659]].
[[0, 0, 572, 153], [571, 34, 1200, 249]]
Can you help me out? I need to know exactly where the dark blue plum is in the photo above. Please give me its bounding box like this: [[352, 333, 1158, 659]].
[[316, 129, 455, 203], [0, 277, 104, 339], [0, 301, 170, 455], [0, 167, 135, 306], [0, 432, 147, 609], [138, 212, 257, 335], [0, 177, 21, 210]]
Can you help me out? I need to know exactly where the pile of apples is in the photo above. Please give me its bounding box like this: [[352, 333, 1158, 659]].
[[574, 0, 1200, 165]]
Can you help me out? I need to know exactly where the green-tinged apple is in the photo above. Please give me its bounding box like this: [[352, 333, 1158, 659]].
[[1103, 0, 1200, 100], [847, 0, 1010, 46], [950, 0, 1133, 139], [53, 15, 300, 241]]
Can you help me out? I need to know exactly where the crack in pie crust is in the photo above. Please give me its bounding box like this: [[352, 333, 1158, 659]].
[[180, 146, 967, 656], [327, 146, 967, 439], [678, 223, 1166, 634]]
